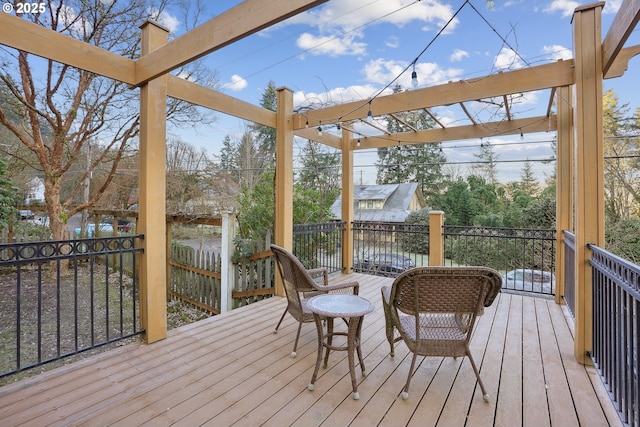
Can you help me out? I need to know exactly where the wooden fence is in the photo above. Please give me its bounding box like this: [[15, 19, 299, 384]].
[[169, 244, 222, 314], [168, 235, 276, 314]]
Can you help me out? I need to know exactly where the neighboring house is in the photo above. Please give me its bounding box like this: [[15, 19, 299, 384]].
[[26, 177, 45, 204], [330, 183, 426, 222]]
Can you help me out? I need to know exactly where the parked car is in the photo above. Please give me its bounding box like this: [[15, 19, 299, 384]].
[[19, 209, 35, 219], [503, 269, 555, 294], [355, 253, 415, 277], [102, 215, 134, 232], [73, 223, 114, 238]]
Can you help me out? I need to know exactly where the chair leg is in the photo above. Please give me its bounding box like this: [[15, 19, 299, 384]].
[[274, 307, 288, 334], [467, 351, 489, 402], [402, 352, 419, 400], [290, 321, 303, 358], [381, 298, 395, 357]]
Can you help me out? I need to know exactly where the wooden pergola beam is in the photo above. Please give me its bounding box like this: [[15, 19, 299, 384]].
[[424, 108, 445, 128], [0, 13, 136, 85], [352, 115, 555, 150], [167, 76, 276, 127], [293, 127, 342, 149], [294, 60, 574, 129], [503, 95, 512, 121], [459, 102, 477, 125], [602, 0, 640, 77], [390, 113, 419, 132], [135, 0, 330, 85]]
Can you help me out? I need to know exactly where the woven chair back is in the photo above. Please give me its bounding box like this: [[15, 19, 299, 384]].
[[271, 245, 317, 313]]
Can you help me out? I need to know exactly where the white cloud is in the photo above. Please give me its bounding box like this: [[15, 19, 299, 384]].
[[175, 70, 196, 82], [296, 33, 367, 57], [362, 58, 464, 88], [148, 8, 180, 33], [293, 84, 384, 110], [287, 0, 460, 57], [602, 1, 622, 14], [385, 36, 400, 49], [450, 49, 469, 62], [493, 48, 526, 70], [542, 44, 572, 61], [543, 0, 581, 18], [225, 75, 248, 92]]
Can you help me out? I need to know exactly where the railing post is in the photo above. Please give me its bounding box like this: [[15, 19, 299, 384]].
[[220, 212, 236, 313], [429, 211, 445, 266]]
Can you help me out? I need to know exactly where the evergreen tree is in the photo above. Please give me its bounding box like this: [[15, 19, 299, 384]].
[[254, 81, 278, 161], [376, 86, 446, 200], [0, 157, 19, 228], [220, 135, 235, 172], [297, 140, 341, 214], [520, 160, 541, 197], [474, 140, 499, 185]]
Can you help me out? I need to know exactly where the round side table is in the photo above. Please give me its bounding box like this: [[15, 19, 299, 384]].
[[307, 294, 374, 400]]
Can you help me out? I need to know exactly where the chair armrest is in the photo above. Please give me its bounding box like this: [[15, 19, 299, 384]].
[[381, 285, 391, 306], [307, 267, 329, 285], [314, 280, 359, 295]]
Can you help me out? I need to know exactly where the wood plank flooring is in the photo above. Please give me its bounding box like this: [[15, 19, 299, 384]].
[[0, 273, 622, 426]]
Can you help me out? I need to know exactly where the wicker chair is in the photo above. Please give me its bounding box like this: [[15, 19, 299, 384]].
[[381, 266, 502, 400], [271, 244, 360, 357]]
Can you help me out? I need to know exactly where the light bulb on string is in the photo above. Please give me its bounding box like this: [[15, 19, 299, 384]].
[[411, 63, 418, 87], [367, 103, 373, 123]]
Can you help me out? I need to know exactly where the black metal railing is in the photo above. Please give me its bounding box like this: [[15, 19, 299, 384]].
[[590, 244, 640, 427], [444, 226, 556, 296], [352, 221, 430, 277], [0, 236, 144, 378], [350, 222, 555, 295], [293, 221, 344, 273]]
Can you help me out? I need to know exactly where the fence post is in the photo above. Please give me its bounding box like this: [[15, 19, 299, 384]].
[[429, 211, 445, 266], [220, 212, 236, 313]]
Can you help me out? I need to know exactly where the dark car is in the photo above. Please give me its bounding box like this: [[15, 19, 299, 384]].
[[355, 253, 415, 277], [19, 209, 35, 220]]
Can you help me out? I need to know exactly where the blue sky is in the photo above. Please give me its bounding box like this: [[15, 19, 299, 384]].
[[158, 0, 639, 184]]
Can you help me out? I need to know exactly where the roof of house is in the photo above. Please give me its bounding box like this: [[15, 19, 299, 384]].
[[330, 183, 425, 222]]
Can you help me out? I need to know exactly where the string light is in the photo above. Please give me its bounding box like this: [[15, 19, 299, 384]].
[[411, 63, 418, 87], [367, 102, 373, 123]]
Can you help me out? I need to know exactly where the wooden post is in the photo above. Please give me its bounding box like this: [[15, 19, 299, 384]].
[[429, 211, 445, 266], [572, 2, 605, 364], [138, 20, 169, 343], [555, 85, 574, 304], [341, 128, 354, 273], [274, 87, 294, 297], [220, 212, 236, 312]]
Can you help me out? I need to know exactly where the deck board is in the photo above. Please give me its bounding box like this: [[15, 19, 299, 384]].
[[0, 273, 622, 427]]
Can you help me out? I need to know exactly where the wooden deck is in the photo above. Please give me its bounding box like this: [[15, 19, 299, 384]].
[[0, 273, 622, 426]]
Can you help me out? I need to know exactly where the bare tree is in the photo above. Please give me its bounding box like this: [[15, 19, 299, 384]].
[[0, 0, 215, 241]]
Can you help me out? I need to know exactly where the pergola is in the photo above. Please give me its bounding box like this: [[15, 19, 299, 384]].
[[1, 0, 639, 364]]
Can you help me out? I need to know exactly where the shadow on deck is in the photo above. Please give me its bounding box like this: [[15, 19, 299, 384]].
[[0, 273, 621, 426]]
